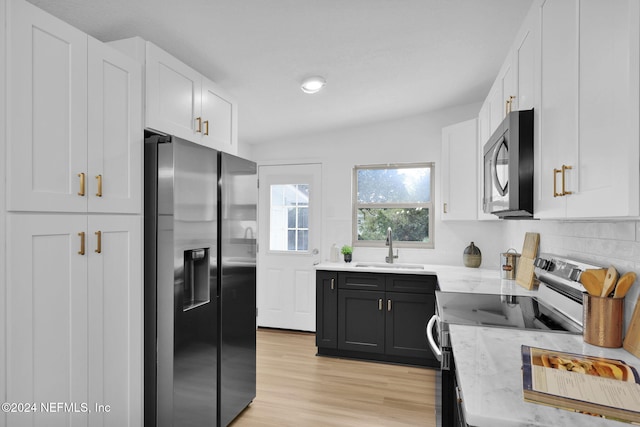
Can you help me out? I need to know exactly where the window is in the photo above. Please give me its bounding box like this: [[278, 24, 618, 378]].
[[270, 184, 309, 251], [352, 163, 434, 248]]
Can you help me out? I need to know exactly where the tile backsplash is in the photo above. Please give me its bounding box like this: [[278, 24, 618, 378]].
[[505, 220, 640, 332]]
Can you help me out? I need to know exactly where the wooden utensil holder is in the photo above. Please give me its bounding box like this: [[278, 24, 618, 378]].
[[583, 293, 624, 348]]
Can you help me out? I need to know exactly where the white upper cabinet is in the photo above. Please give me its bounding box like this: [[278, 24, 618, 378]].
[[6, 0, 142, 214], [201, 77, 238, 153], [441, 119, 478, 221], [88, 37, 143, 214], [7, 0, 88, 213], [536, 0, 578, 219], [145, 41, 238, 154], [536, 0, 639, 219]]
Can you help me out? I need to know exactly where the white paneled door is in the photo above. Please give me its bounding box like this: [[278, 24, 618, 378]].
[[258, 164, 322, 331]]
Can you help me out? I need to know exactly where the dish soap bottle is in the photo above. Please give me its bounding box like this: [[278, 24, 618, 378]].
[[463, 242, 482, 268], [330, 243, 339, 262]]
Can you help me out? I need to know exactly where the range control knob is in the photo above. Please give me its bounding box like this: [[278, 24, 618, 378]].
[[534, 258, 549, 270]]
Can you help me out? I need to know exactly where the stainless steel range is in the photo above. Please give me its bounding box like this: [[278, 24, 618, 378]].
[[428, 254, 604, 427]]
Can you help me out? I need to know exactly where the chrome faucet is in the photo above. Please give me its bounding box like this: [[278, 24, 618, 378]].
[[385, 227, 398, 264]]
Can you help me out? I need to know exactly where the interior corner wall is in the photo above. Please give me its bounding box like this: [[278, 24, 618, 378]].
[[248, 102, 507, 269]]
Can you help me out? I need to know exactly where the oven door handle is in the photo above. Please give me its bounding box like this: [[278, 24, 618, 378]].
[[426, 314, 442, 361]]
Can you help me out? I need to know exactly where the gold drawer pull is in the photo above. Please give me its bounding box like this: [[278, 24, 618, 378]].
[[196, 117, 202, 133], [203, 120, 209, 136], [95, 231, 102, 254], [561, 165, 572, 196], [96, 174, 103, 197], [78, 232, 85, 255], [78, 173, 85, 196]]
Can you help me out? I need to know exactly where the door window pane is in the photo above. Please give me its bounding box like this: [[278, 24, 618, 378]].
[[270, 184, 310, 251]]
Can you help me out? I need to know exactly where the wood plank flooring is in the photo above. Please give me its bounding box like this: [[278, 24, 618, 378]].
[[230, 328, 437, 427]]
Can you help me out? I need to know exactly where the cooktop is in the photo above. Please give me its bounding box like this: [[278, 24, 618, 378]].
[[435, 290, 583, 334]]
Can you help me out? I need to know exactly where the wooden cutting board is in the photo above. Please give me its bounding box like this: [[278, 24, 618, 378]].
[[624, 295, 640, 358], [516, 232, 540, 290], [521, 232, 540, 259]]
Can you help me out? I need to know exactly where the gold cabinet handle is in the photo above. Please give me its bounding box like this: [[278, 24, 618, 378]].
[[95, 231, 102, 254], [203, 120, 209, 136], [553, 168, 562, 197], [387, 299, 392, 312], [78, 232, 85, 255], [378, 299, 383, 311], [330, 278, 335, 290], [506, 95, 516, 115], [78, 173, 85, 196], [195, 117, 202, 133], [443, 202, 448, 214], [95, 174, 102, 197], [561, 165, 573, 196]]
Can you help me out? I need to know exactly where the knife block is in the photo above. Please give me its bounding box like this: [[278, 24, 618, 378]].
[[624, 296, 640, 357]]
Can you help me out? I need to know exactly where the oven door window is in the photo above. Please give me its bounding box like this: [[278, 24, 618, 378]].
[[492, 137, 509, 196]]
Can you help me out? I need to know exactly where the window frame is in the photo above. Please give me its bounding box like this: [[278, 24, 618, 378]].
[[351, 162, 435, 249]]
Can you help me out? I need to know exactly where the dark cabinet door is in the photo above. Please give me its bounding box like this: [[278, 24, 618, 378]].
[[338, 272, 386, 291], [385, 292, 436, 360], [338, 289, 385, 354], [385, 274, 438, 294], [316, 271, 338, 348]]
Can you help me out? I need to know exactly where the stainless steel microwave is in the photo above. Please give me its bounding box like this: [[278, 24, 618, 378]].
[[483, 109, 534, 218]]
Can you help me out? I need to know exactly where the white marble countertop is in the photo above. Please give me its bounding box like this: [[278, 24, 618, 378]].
[[315, 262, 538, 296], [449, 325, 640, 427]]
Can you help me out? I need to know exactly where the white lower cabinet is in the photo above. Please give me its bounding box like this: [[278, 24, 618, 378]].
[[6, 213, 142, 427]]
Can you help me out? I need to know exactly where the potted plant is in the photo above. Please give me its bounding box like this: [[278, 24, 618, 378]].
[[340, 245, 353, 263]]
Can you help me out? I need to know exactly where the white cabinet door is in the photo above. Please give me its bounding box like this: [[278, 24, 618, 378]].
[[7, 214, 88, 427], [88, 37, 143, 214], [487, 83, 503, 137], [7, 0, 88, 213], [201, 77, 238, 154], [146, 42, 201, 142], [515, 27, 536, 111], [441, 119, 477, 220], [88, 215, 142, 427], [568, 0, 639, 217], [535, 0, 578, 219]]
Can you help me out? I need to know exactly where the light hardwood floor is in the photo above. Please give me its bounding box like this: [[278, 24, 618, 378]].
[[230, 328, 437, 427]]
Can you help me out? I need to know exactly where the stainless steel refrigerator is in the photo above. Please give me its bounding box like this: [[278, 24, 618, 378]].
[[144, 134, 257, 427]]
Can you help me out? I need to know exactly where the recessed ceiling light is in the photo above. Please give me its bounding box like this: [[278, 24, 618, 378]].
[[301, 76, 326, 94]]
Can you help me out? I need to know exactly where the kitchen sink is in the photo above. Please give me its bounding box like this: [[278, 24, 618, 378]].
[[354, 262, 424, 270]]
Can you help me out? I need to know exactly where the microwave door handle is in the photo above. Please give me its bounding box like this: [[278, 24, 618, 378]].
[[491, 136, 508, 197], [426, 314, 442, 361]]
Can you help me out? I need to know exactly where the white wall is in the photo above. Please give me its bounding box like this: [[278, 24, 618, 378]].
[[505, 220, 640, 332], [248, 102, 508, 269]]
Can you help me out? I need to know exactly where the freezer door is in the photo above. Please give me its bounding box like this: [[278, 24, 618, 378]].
[[149, 136, 219, 427]]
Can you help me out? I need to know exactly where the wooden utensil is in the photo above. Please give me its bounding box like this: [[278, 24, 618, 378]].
[[614, 272, 637, 298], [580, 271, 604, 297], [601, 266, 619, 297], [585, 268, 607, 284]]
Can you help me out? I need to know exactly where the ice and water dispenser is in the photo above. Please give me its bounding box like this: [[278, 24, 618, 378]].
[[183, 248, 210, 311]]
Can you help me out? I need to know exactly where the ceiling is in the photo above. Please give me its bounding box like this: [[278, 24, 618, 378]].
[[26, 0, 533, 145]]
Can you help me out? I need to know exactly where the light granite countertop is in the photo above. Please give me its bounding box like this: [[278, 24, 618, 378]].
[[314, 262, 538, 296], [449, 325, 640, 427]]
